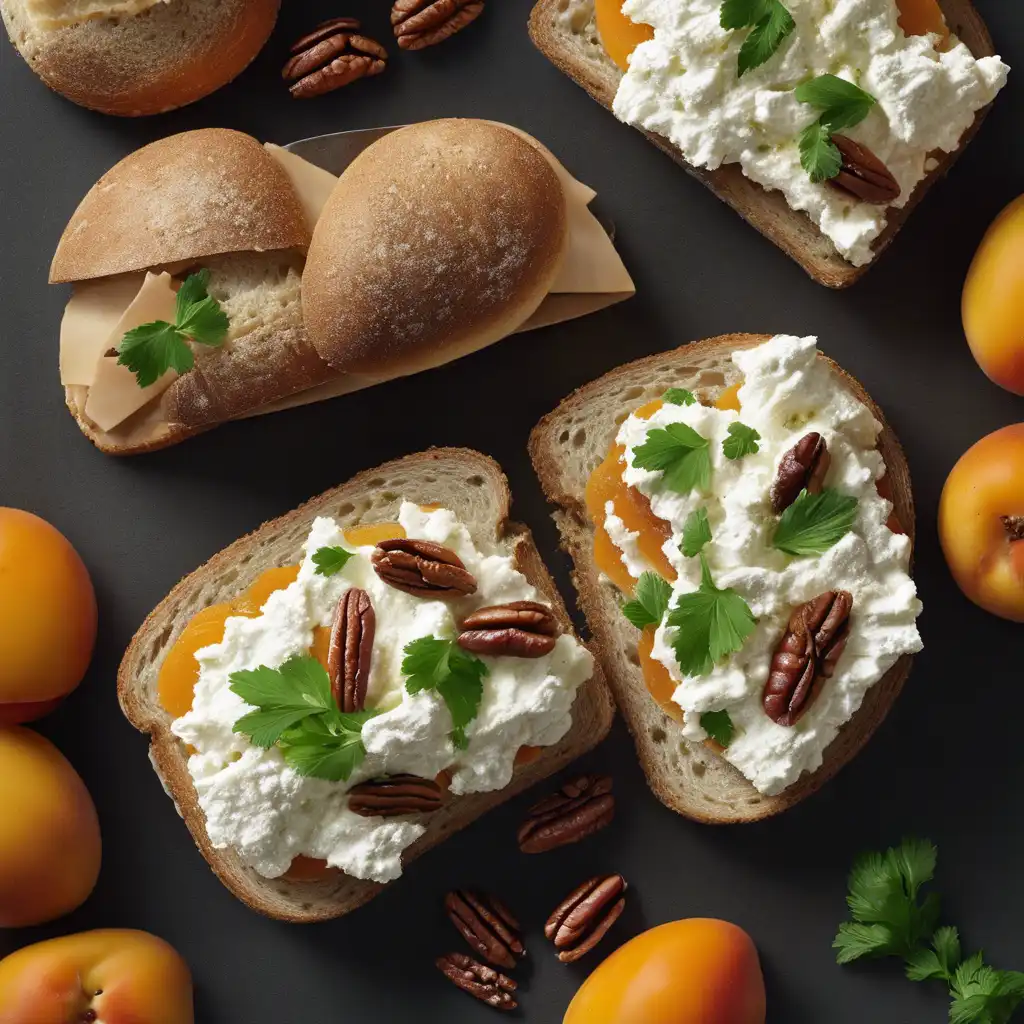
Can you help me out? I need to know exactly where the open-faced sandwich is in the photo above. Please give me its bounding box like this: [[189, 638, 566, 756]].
[[529, 0, 1009, 286], [530, 334, 923, 821], [118, 449, 614, 921]]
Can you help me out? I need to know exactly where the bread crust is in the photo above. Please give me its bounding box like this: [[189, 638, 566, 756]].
[[302, 119, 569, 377], [0, 0, 279, 116], [529, 334, 916, 823], [118, 449, 615, 921], [527, 0, 996, 288]]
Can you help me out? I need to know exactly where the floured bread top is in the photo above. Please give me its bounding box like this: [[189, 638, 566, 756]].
[[24, 0, 171, 29]]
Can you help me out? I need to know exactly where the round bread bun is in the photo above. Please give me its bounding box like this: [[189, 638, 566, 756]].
[[301, 119, 569, 378], [0, 0, 279, 117], [50, 129, 309, 284]]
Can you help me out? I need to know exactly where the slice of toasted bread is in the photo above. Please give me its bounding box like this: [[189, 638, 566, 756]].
[[528, 0, 996, 288], [118, 449, 615, 922], [528, 334, 916, 822]]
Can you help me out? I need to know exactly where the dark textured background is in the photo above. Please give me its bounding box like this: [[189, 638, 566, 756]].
[[1, 2, 1021, 1021]]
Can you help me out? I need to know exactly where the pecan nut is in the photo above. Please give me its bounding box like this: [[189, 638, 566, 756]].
[[771, 432, 830, 513], [436, 952, 517, 1011], [445, 890, 525, 970], [392, 0, 485, 50], [517, 774, 614, 854], [545, 875, 627, 963], [457, 601, 561, 658], [283, 18, 387, 99], [371, 539, 477, 599], [763, 590, 853, 726], [348, 774, 442, 817], [829, 135, 901, 204], [328, 588, 375, 713]]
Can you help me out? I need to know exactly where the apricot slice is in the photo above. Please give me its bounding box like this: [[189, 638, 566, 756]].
[[595, 0, 654, 71]]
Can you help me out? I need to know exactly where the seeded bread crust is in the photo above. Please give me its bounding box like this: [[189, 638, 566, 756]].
[[528, 334, 916, 823], [118, 449, 615, 922], [527, 0, 997, 288]]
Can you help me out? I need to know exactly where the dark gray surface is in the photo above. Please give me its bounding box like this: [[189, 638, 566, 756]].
[[1, 2, 1021, 1021]]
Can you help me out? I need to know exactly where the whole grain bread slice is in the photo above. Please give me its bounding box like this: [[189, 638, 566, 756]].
[[118, 449, 615, 922], [528, 0, 996, 288], [529, 334, 915, 823]]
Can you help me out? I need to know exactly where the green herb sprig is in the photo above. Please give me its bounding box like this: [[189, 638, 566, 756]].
[[795, 75, 877, 183], [622, 572, 673, 630], [312, 546, 355, 577], [772, 488, 858, 555], [632, 422, 711, 495], [723, 422, 761, 461], [720, 0, 795, 76], [700, 709, 735, 747]]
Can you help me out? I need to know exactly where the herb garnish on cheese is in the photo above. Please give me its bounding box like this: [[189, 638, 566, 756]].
[[312, 546, 355, 577], [622, 572, 673, 630], [795, 75, 878, 183], [720, 0, 796, 76], [632, 423, 712, 494], [772, 488, 858, 555], [722, 422, 761, 460]]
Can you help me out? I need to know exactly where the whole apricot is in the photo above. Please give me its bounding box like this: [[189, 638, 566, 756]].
[[0, 509, 97, 721], [0, 727, 101, 927], [962, 195, 1024, 395], [0, 929, 193, 1024], [564, 918, 766, 1024], [939, 424, 1024, 621]]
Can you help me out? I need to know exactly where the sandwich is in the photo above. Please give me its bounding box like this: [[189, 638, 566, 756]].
[[528, 0, 1009, 287], [529, 333, 923, 821], [117, 449, 615, 922], [0, 0, 279, 116], [53, 120, 635, 455]]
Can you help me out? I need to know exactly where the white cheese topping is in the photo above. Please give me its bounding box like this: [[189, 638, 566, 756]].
[[608, 335, 922, 794], [604, 499, 653, 578], [612, 0, 1009, 265], [171, 504, 593, 883]]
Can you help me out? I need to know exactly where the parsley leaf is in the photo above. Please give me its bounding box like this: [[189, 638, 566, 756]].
[[738, 0, 795, 76], [794, 75, 877, 183], [772, 488, 858, 556], [402, 637, 488, 750], [279, 710, 377, 783], [664, 387, 696, 406], [632, 423, 711, 495], [116, 270, 229, 388], [799, 121, 843, 183], [667, 553, 756, 677], [681, 507, 712, 557], [701, 709, 734, 747], [312, 546, 355, 577], [950, 959, 1024, 1024], [907, 926, 962, 983], [722, 422, 761, 460], [622, 571, 673, 630]]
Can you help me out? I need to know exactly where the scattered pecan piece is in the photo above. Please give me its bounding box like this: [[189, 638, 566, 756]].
[[436, 952, 517, 1011], [457, 601, 561, 658], [545, 875, 627, 963], [763, 590, 853, 726], [391, 0, 485, 50], [445, 890, 525, 970], [371, 539, 477, 599], [328, 588, 375, 712], [283, 19, 387, 99], [771, 432, 831, 513], [829, 135, 901, 204], [348, 774, 442, 817], [517, 774, 615, 854]]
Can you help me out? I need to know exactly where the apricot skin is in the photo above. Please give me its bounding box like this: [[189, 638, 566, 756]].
[[0, 727, 101, 928], [564, 918, 766, 1024], [939, 424, 1024, 622], [962, 195, 1024, 395], [0, 929, 193, 1024]]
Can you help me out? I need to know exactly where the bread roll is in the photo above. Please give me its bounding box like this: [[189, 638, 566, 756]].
[[0, 0, 279, 116], [301, 119, 569, 378]]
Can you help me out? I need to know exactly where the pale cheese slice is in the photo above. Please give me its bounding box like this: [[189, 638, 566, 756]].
[[83, 272, 180, 433], [265, 144, 340, 234], [26, 0, 170, 29]]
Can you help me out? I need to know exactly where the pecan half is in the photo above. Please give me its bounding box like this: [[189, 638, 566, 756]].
[[392, 0, 485, 50], [328, 588, 375, 713], [763, 590, 853, 726], [457, 601, 561, 658], [436, 952, 517, 1011], [771, 432, 830, 513], [283, 19, 387, 98], [348, 774, 442, 817], [371, 539, 477, 599], [517, 775, 615, 854], [829, 135, 901, 204], [545, 875, 627, 963], [445, 890, 525, 970]]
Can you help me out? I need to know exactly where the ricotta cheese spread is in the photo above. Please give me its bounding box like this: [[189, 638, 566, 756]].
[[611, 0, 1009, 265], [608, 335, 922, 794], [171, 504, 594, 883]]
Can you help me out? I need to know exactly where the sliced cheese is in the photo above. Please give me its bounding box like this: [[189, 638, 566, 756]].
[[60, 273, 146, 386], [26, 0, 170, 30], [265, 144, 340, 234], [83, 272, 180, 433]]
